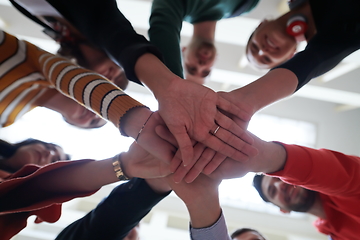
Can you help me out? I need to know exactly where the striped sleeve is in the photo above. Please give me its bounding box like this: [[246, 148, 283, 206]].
[[37, 51, 147, 135]]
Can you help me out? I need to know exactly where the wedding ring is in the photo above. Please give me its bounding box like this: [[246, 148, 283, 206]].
[[213, 126, 220, 135]]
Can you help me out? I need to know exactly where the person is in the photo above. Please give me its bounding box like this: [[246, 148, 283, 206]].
[[184, 131, 360, 240], [11, 0, 259, 166], [0, 29, 181, 164], [0, 140, 172, 240], [55, 177, 171, 240], [231, 228, 266, 240], [148, 0, 259, 84], [0, 138, 69, 176], [9, 0, 129, 89], [236, 0, 360, 124]]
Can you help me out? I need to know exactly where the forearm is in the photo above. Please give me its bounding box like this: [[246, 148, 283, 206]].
[[38, 49, 150, 135], [186, 193, 221, 229], [230, 68, 298, 113], [0, 159, 117, 212], [134, 53, 182, 98]]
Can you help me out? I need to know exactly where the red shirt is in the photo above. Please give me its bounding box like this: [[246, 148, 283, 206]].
[[269, 143, 360, 240]]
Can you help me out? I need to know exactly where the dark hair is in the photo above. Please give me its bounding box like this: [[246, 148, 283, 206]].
[[57, 41, 92, 69], [231, 228, 265, 239], [0, 138, 48, 159], [253, 174, 270, 202]]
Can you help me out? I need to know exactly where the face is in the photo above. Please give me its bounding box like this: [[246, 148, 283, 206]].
[[246, 20, 297, 69], [182, 40, 217, 84], [7, 143, 67, 170], [123, 225, 140, 240], [63, 102, 107, 129], [233, 231, 265, 240], [261, 176, 316, 213], [78, 44, 129, 90]]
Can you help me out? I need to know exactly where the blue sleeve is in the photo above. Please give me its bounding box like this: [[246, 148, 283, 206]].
[[55, 178, 171, 240]]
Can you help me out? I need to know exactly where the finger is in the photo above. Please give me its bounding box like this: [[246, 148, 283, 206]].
[[184, 147, 217, 183], [215, 111, 253, 144], [168, 126, 194, 166], [172, 143, 206, 182], [210, 122, 258, 159], [201, 134, 256, 162], [170, 155, 182, 173], [202, 152, 227, 175], [155, 125, 178, 147], [217, 94, 252, 122]]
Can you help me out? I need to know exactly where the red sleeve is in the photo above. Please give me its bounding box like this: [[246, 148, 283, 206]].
[[267, 143, 360, 196], [0, 160, 98, 240]]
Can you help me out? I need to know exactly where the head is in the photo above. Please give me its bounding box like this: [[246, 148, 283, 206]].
[[43, 16, 129, 90], [253, 174, 317, 213], [246, 19, 297, 69], [123, 224, 140, 240], [0, 139, 69, 173], [231, 228, 266, 240], [47, 92, 107, 129], [62, 103, 107, 129], [182, 39, 217, 84]]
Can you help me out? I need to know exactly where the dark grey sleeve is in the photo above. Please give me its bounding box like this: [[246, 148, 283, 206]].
[[55, 178, 171, 240]]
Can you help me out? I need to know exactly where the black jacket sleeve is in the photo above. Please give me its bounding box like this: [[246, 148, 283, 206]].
[[55, 178, 171, 240], [46, 0, 164, 84]]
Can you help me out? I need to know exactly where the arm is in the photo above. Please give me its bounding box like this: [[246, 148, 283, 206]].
[[167, 175, 230, 240], [46, 0, 258, 164], [0, 139, 172, 213], [148, 0, 185, 78], [55, 178, 171, 240]]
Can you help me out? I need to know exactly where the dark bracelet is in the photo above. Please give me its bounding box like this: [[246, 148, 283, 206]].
[[112, 154, 129, 181]]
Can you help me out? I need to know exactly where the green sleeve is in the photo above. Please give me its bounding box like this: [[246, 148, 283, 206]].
[[148, 0, 185, 78]]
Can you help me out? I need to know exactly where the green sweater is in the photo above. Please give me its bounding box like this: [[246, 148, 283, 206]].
[[148, 0, 259, 78]]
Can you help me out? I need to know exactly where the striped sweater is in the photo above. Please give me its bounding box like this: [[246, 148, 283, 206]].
[[0, 30, 145, 133]]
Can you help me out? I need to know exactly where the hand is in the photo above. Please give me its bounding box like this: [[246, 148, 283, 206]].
[[156, 79, 257, 166], [122, 108, 177, 164], [217, 91, 254, 129], [121, 141, 172, 179], [209, 133, 288, 180], [156, 124, 247, 183]]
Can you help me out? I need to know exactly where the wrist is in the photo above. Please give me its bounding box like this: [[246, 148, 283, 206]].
[[145, 178, 172, 194], [255, 141, 287, 174], [121, 107, 153, 139], [134, 53, 181, 98], [112, 154, 130, 181]]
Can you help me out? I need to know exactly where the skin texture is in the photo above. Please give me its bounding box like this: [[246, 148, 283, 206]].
[[43, 92, 107, 129], [135, 53, 258, 167], [246, 1, 316, 69], [182, 21, 217, 85], [78, 44, 129, 90], [261, 176, 317, 213], [2, 143, 67, 171], [182, 40, 216, 85], [246, 19, 297, 69]]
